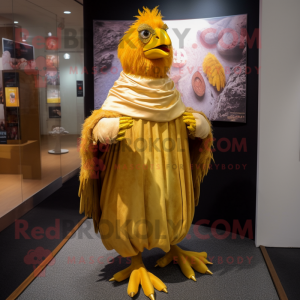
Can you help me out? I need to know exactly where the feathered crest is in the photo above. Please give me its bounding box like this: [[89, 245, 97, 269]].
[[132, 6, 164, 28]]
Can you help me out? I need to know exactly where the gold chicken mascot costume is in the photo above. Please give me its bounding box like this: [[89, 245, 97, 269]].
[[79, 7, 214, 300]]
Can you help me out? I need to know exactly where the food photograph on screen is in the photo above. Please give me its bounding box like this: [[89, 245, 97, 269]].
[[93, 14, 247, 122]]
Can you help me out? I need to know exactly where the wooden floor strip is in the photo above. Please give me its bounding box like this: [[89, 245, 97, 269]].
[[260, 245, 288, 300], [7, 216, 88, 300]]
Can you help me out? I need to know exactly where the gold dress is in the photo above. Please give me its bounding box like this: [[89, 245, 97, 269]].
[[98, 117, 195, 257], [78, 72, 213, 258]]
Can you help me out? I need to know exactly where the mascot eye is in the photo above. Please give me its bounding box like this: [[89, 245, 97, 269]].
[[139, 30, 151, 39]]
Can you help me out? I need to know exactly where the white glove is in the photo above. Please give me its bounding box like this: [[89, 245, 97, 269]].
[[93, 117, 120, 144], [192, 113, 210, 139]]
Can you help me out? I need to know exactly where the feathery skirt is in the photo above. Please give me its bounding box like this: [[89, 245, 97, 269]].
[[98, 115, 195, 257]]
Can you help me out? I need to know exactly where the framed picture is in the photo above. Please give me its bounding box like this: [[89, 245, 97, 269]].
[[49, 106, 61, 118], [46, 71, 60, 85], [47, 86, 60, 103], [46, 55, 59, 69], [45, 36, 58, 50], [5, 87, 19, 107], [93, 14, 247, 123]]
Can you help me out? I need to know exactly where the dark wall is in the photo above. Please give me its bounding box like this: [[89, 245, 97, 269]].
[[83, 0, 259, 239]]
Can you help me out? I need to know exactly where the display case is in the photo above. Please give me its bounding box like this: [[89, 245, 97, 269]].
[[0, 69, 41, 179]]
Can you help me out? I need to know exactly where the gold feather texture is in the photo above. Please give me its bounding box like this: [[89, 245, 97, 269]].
[[202, 53, 226, 92]]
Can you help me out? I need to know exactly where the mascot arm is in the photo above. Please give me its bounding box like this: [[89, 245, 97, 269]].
[[185, 107, 214, 206], [92, 117, 133, 144], [79, 108, 126, 232], [193, 113, 210, 139], [183, 112, 210, 139], [93, 117, 120, 144]]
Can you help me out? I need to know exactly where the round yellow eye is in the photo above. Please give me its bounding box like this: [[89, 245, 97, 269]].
[[139, 30, 151, 39]]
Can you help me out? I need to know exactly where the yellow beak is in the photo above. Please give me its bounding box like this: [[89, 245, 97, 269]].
[[143, 28, 171, 59]]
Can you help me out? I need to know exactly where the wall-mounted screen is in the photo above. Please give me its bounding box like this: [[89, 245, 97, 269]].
[[2, 38, 34, 70]]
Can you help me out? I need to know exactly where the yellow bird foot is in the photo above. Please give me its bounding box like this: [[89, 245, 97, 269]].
[[155, 245, 213, 280], [148, 294, 155, 300], [109, 252, 167, 299]]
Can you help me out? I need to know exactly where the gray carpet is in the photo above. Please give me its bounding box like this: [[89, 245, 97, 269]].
[[18, 220, 279, 300]]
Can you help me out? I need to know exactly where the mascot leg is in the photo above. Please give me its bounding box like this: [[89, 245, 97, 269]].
[[155, 245, 213, 281], [110, 252, 167, 299]]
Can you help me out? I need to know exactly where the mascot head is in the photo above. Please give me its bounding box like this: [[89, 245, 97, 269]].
[[118, 7, 173, 78]]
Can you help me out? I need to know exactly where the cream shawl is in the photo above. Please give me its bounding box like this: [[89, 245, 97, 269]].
[[101, 71, 186, 122]]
